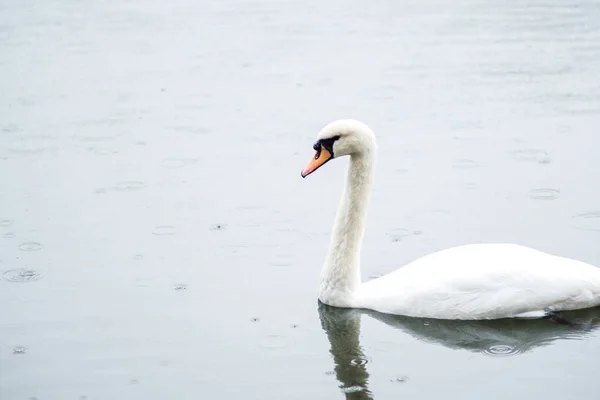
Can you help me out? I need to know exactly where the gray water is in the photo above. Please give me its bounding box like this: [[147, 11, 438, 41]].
[[2, 0, 600, 399]]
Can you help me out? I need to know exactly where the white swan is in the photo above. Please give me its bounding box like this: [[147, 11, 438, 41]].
[[301, 119, 600, 320]]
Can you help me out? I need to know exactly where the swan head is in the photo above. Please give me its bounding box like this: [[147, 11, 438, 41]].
[[301, 119, 376, 178]]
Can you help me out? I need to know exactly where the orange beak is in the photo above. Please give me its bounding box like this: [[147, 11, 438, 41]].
[[301, 145, 332, 178]]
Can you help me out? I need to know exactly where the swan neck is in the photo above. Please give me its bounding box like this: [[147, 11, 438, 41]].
[[319, 152, 374, 306]]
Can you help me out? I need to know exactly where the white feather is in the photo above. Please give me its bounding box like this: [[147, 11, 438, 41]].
[[356, 243, 600, 320]]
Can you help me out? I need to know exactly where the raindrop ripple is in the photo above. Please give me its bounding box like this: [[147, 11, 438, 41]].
[[2, 268, 43, 282], [528, 188, 560, 200], [572, 212, 600, 231], [483, 344, 520, 357], [19, 242, 42, 251], [349, 356, 371, 366], [153, 226, 176, 235]]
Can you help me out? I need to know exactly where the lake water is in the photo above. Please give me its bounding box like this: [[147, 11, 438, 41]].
[[2, 0, 600, 399]]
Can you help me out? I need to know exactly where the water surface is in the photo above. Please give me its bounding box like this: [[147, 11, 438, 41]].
[[2, 0, 600, 399]]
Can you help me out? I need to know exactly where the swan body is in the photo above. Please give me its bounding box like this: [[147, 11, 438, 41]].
[[355, 243, 600, 320], [301, 119, 600, 320]]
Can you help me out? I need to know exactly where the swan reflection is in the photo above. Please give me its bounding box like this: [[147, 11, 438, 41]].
[[318, 302, 600, 398]]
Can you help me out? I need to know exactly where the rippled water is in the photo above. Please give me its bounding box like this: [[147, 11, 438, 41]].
[[2, 0, 600, 399]]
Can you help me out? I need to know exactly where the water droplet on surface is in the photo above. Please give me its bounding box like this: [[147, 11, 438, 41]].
[[115, 181, 145, 191], [173, 284, 187, 291], [3, 232, 15, 238], [572, 212, 600, 231], [291, 324, 298, 328], [153, 226, 176, 235], [484, 344, 519, 356], [13, 346, 27, 354], [0, 219, 13, 227], [250, 317, 260, 322], [325, 370, 335, 376], [452, 159, 479, 169], [423, 321, 430, 326], [3, 269, 43, 282], [388, 229, 411, 243], [392, 376, 409, 383], [210, 223, 227, 231], [19, 242, 42, 251], [350, 356, 371, 366], [509, 149, 551, 164], [528, 188, 560, 200]]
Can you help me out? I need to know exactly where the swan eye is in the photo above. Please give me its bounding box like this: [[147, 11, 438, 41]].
[[320, 135, 341, 154]]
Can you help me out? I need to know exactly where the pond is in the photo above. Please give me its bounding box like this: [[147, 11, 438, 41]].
[[2, 0, 600, 398]]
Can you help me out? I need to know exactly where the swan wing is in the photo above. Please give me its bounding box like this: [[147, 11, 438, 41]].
[[356, 244, 600, 320]]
